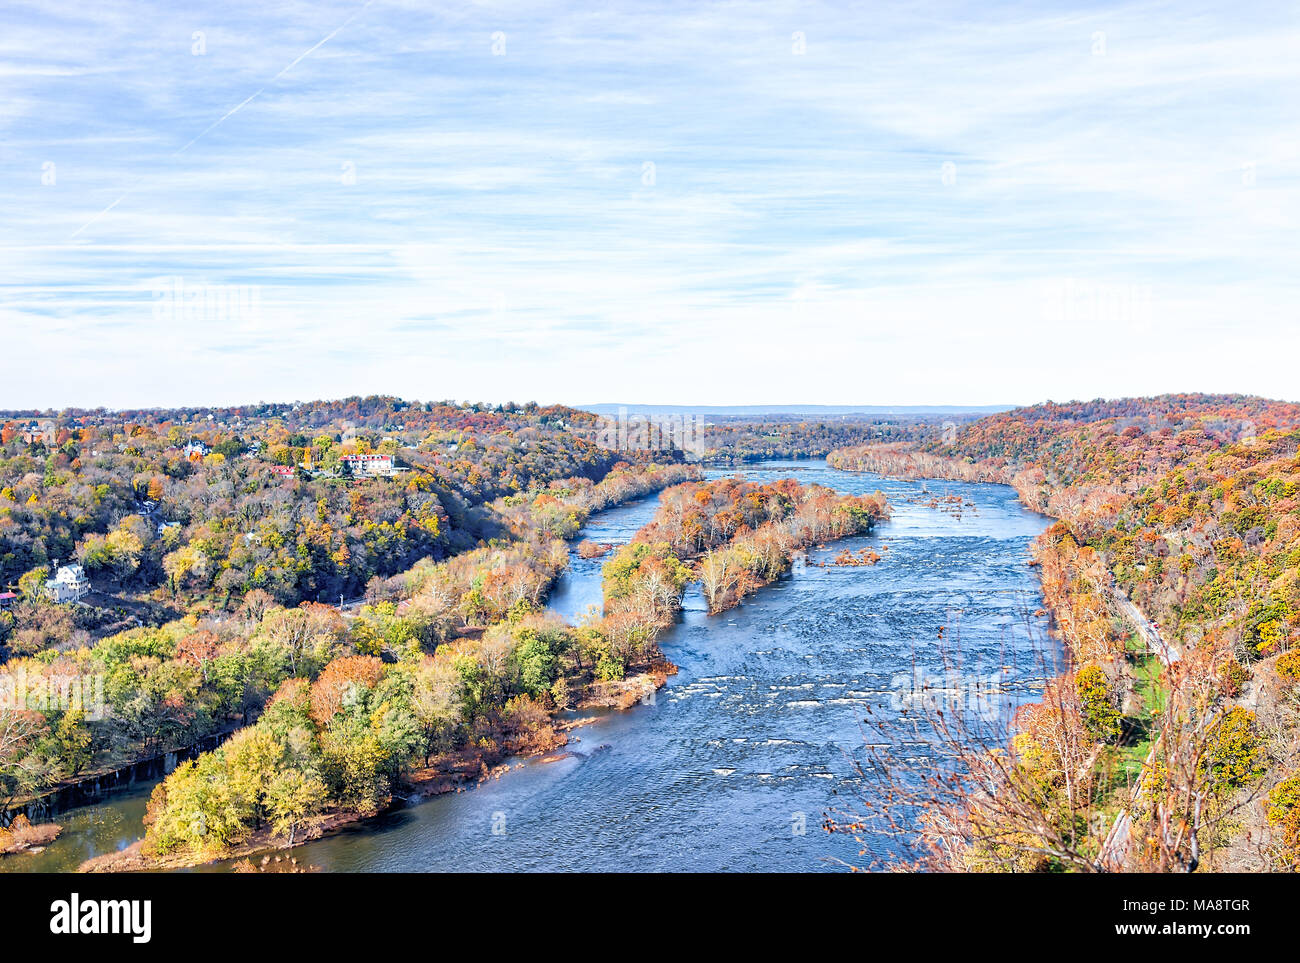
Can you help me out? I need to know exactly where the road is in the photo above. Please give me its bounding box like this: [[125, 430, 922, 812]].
[[1108, 586, 1179, 664]]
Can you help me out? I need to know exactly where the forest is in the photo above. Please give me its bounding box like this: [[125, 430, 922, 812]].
[[0, 394, 703, 833], [0, 398, 625, 645], [695, 414, 968, 462]]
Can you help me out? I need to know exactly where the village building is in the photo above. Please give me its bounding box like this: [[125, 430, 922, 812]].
[[45, 564, 90, 603], [19, 421, 57, 445], [341, 453, 397, 477]]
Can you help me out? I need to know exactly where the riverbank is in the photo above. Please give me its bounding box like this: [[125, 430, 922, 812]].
[[79, 665, 673, 872], [3, 727, 245, 827], [0, 816, 62, 857], [0, 464, 697, 872], [6, 462, 701, 833]]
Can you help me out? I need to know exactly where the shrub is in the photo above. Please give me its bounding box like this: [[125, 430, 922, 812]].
[[1201, 707, 1266, 792], [1266, 774, 1300, 825], [1075, 665, 1121, 743], [1217, 657, 1250, 697], [1275, 650, 1300, 684]]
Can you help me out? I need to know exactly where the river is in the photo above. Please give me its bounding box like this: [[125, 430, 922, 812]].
[[2, 460, 1058, 873]]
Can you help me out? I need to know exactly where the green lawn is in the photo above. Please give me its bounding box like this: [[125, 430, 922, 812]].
[[1105, 647, 1169, 792], [1132, 653, 1167, 718]]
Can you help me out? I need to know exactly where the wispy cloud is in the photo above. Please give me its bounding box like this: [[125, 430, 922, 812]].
[[2, 0, 1297, 407]]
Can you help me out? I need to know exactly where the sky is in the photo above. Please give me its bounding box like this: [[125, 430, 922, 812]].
[[2, 0, 1298, 410]]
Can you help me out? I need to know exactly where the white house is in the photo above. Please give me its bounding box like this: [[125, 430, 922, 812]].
[[46, 564, 90, 603], [341, 454, 396, 477]]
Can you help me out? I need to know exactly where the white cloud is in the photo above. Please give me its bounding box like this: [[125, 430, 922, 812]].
[[2, 0, 1297, 407]]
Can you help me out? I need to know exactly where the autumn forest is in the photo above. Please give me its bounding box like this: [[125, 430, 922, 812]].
[[0, 394, 1297, 879]]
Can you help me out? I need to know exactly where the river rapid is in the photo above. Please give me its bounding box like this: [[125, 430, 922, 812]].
[[3, 460, 1058, 873]]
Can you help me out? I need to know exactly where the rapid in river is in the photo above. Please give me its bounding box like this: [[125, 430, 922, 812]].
[[3, 460, 1058, 872]]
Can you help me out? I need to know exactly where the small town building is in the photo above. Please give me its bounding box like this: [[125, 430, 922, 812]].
[[341, 454, 397, 476], [45, 564, 90, 603], [19, 421, 56, 445]]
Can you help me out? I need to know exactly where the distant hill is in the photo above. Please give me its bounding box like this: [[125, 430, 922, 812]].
[[580, 403, 1015, 417]]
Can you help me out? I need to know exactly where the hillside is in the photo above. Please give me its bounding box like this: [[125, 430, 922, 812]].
[[829, 393, 1300, 872]]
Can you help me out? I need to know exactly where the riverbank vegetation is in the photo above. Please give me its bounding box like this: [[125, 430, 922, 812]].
[[603, 477, 889, 624], [0, 814, 60, 856], [697, 415, 967, 463], [828, 394, 1300, 872], [1, 461, 696, 828], [81, 470, 890, 869], [0, 398, 638, 656], [71, 462, 695, 867]]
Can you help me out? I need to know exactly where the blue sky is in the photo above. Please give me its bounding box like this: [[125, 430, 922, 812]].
[[3, 0, 1298, 408]]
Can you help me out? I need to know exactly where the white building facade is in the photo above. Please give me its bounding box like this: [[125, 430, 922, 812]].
[[46, 564, 91, 603]]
